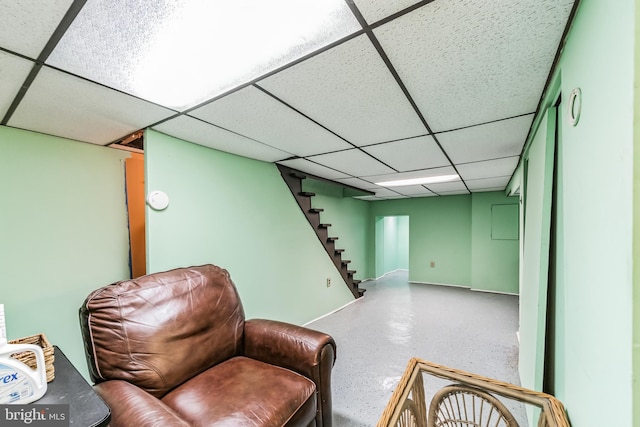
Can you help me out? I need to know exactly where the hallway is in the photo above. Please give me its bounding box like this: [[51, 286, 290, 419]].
[[307, 270, 521, 426]]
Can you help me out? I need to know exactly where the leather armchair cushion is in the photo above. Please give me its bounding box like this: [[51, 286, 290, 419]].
[[81, 265, 245, 398], [161, 357, 316, 427], [95, 380, 190, 427], [244, 318, 336, 426]]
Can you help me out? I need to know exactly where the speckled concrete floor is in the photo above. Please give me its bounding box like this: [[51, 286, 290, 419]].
[[307, 270, 523, 427]]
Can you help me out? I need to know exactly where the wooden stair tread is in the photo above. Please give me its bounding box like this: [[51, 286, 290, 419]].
[[278, 165, 363, 300]]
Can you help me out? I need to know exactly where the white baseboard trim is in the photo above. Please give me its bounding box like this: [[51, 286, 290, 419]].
[[470, 288, 519, 296], [409, 281, 471, 289], [375, 268, 409, 280], [303, 298, 362, 326], [409, 281, 518, 296]]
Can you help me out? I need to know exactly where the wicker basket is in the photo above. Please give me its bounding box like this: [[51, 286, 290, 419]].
[[8, 333, 55, 383]]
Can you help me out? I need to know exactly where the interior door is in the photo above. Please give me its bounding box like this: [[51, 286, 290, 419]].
[[519, 107, 557, 397], [124, 152, 146, 278]]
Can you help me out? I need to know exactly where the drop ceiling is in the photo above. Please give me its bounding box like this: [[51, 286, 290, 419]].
[[0, 0, 576, 200]]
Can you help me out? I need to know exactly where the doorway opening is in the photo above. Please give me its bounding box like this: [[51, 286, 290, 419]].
[[124, 152, 146, 278], [115, 130, 146, 279], [375, 215, 409, 279]]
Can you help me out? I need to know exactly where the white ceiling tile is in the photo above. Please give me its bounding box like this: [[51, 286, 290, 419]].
[[362, 135, 450, 172], [277, 159, 350, 180], [259, 34, 426, 145], [344, 187, 407, 200], [335, 177, 379, 190], [365, 166, 458, 184], [0, 0, 74, 58], [354, 189, 411, 200], [466, 176, 511, 191], [308, 149, 395, 177], [153, 115, 289, 162], [366, 187, 405, 198], [409, 193, 439, 198], [8, 66, 175, 145], [352, 0, 424, 24], [189, 86, 352, 157], [471, 187, 507, 193], [426, 180, 468, 193], [456, 156, 519, 181], [394, 185, 436, 196], [0, 52, 33, 119], [0, 0, 574, 203], [437, 115, 533, 164], [47, 0, 360, 110], [438, 190, 470, 196], [355, 195, 382, 201], [374, 0, 574, 131]]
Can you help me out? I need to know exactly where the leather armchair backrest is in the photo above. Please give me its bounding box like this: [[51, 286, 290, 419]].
[[80, 264, 245, 398]]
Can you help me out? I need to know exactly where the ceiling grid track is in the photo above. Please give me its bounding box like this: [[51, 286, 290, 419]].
[[517, 0, 583, 161], [253, 83, 400, 175], [0, 0, 579, 199], [1, 0, 88, 125], [343, 0, 471, 194], [147, 29, 369, 134]]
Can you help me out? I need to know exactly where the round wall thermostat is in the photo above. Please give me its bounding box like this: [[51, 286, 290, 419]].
[[568, 88, 582, 127], [146, 190, 169, 210]]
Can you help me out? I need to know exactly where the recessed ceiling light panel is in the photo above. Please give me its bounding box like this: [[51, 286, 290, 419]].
[[376, 174, 459, 187], [47, 0, 361, 111]]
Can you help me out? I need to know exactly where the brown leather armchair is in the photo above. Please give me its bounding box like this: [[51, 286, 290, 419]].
[[79, 264, 336, 427]]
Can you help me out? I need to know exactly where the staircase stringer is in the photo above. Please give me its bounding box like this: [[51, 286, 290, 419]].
[[277, 164, 365, 299]]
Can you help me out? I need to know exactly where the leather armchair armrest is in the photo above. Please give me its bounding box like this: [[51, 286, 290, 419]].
[[244, 318, 336, 427], [244, 318, 336, 377], [95, 380, 190, 427]]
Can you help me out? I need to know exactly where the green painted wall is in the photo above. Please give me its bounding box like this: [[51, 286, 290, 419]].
[[0, 126, 131, 379], [553, 1, 634, 424], [375, 216, 385, 278], [397, 216, 410, 270], [514, 1, 636, 424], [634, 0, 640, 420], [369, 193, 518, 291], [383, 217, 398, 274], [552, 105, 567, 401], [145, 130, 354, 324], [370, 196, 471, 286], [0, 129, 520, 386], [470, 192, 519, 294], [370, 196, 472, 286], [519, 110, 555, 404]]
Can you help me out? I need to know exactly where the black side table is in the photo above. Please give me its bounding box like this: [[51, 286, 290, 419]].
[[38, 345, 110, 427]]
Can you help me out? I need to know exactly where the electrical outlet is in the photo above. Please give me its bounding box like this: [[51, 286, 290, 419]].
[[430, 261, 435, 268], [326, 278, 332, 287]]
